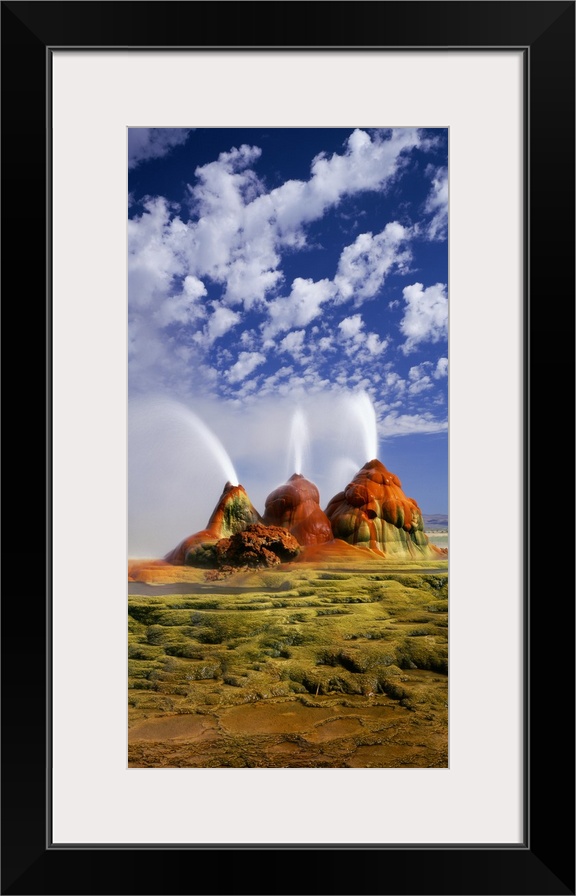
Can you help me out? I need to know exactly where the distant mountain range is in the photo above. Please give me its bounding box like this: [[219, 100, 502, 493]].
[[423, 514, 448, 529]]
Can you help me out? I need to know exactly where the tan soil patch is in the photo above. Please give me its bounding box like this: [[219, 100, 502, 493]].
[[219, 702, 335, 735], [129, 714, 218, 742], [306, 717, 365, 742]]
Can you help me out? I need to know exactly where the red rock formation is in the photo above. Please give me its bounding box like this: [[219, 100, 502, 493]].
[[157, 464, 446, 574], [262, 473, 333, 546], [164, 482, 261, 565], [214, 524, 300, 568], [325, 459, 447, 559]]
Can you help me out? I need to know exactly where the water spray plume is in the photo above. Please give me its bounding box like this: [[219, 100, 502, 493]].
[[128, 398, 239, 556], [347, 390, 378, 463], [287, 407, 310, 476], [182, 409, 239, 486]]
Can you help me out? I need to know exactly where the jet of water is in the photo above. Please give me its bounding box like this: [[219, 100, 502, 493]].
[[287, 407, 310, 476], [345, 390, 378, 463], [128, 397, 239, 556], [181, 407, 239, 486], [333, 456, 362, 489]]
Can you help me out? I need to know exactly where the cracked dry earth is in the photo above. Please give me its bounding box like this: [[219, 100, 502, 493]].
[[128, 683, 447, 768]]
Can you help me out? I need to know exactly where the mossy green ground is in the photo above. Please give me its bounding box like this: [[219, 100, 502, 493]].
[[128, 562, 448, 767]]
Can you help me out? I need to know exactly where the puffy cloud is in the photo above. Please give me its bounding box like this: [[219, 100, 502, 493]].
[[185, 144, 280, 307], [202, 304, 242, 346], [318, 336, 334, 352], [408, 375, 433, 396], [424, 166, 448, 240], [334, 221, 411, 304], [128, 130, 443, 404], [363, 333, 388, 356], [260, 219, 409, 341], [434, 357, 449, 378], [128, 128, 191, 169], [278, 330, 306, 361], [247, 128, 422, 245], [182, 275, 208, 300], [154, 276, 207, 327], [408, 362, 432, 380], [239, 329, 258, 349], [307, 128, 422, 209], [338, 314, 364, 339], [263, 278, 336, 338], [384, 371, 406, 394], [259, 365, 295, 393], [185, 129, 419, 310], [379, 411, 448, 436], [399, 282, 448, 354], [227, 351, 266, 384], [128, 197, 185, 308], [130, 129, 426, 323], [338, 314, 388, 357]]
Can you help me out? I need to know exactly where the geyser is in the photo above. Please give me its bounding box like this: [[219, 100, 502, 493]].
[[128, 397, 239, 556], [344, 391, 378, 464], [160, 459, 446, 570], [287, 407, 310, 477], [134, 394, 447, 566], [178, 406, 239, 487]]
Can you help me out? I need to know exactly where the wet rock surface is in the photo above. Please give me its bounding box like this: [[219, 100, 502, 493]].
[[325, 459, 447, 559], [263, 473, 333, 546], [163, 461, 447, 569]]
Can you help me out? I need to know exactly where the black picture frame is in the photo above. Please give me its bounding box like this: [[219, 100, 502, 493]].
[[1, 2, 574, 894]]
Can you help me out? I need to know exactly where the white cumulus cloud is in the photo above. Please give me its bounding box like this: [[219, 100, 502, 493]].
[[128, 128, 191, 169], [424, 166, 448, 240], [278, 330, 306, 361], [334, 221, 411, 304], [130, 128, 427, 324], [338, 314, 388, 357], [399, 282, 448, 354], [128, 130, 443, 401], [379, 411, 448, 436], [128, 197, 185, 308], [434, 357, 449, 378], [227, 351, 266, 384], [263, 278, 336, 338], [338, 314, 364, 339], [203, 304, 242, 345], [154, 276, 207, 328]]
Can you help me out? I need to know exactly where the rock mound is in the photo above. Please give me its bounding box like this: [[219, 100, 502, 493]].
[[162, 463, 447, 571], [262, 473, 333, 546], [164, 482, 261, 565], [325, 459, 445, 559]]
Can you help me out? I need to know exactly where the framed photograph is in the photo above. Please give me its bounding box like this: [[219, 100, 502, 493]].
[[2, 2, 574, 895], [126, 120, 451, 775]]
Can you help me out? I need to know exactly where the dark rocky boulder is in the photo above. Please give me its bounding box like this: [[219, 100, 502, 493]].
[[214, 524, 301, 569]]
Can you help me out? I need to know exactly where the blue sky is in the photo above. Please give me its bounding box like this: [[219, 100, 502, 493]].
[[128, 127, 448, 557]]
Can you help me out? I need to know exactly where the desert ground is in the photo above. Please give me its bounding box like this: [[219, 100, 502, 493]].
[[128, 552, 448, 769]]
